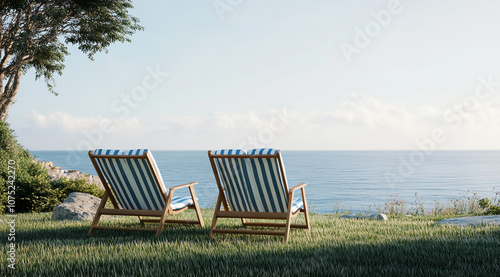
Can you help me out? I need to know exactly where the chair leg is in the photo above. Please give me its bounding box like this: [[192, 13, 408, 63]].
[[138, 216, 146, 227], [284, 210, 293, 243], [284, 190, 295, 242], [189, 185, 205, 227], [209, 194, 223, 238], [301, 187, 310, 230], [156, 192, 174, 236], [156, 208, 170, 236], [89, 191, 109, 234]]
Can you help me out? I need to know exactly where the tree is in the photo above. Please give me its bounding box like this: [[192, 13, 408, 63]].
[[0, 0, 143, 121]]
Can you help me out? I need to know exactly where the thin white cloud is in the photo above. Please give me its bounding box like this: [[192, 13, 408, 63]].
[[23, 95, 500, 150], [314, 93, 417, 129], [159, 109, 294, 132], [29, 111, 147, 134]]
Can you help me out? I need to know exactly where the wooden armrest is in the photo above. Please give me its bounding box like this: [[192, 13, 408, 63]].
[[289, 183, 307, 193], [169, 182, 198, 191]]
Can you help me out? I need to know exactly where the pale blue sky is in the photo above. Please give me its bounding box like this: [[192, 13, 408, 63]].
[[8, 0, 500, 150]]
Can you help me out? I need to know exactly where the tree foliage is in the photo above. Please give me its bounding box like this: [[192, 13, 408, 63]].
[[0, 0, 143, 121]]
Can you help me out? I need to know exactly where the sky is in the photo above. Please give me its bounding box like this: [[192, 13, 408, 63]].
[[7, 0, 500, 151]]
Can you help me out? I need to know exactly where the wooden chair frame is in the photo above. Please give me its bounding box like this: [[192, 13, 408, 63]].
[[88, 150, 204, 236], [208, 150, 310, 242]]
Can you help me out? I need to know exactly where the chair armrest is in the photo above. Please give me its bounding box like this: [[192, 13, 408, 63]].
[[289, 183, 307, 193], [169, 182, 198, 191]]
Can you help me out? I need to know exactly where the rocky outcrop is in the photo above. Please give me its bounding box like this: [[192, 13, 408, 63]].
[[51, 192, 101, 221], [38, 160, 103, 189], [340, 213, 388, 221], [437, 215, 500, 227]]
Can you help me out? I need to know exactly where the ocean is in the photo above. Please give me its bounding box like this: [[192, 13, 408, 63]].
[[32, 150, 500, 214]]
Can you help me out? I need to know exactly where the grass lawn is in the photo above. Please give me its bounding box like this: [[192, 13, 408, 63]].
[[1, 209, 499, 276]]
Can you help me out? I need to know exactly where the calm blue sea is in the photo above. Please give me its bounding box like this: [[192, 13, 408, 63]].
[[32, 150, 500, 214]]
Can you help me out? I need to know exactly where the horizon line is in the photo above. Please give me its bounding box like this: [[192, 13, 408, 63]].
[[30, 149, 500, 152]]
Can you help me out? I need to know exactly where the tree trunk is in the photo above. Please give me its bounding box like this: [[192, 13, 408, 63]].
[[0, 70, 22, 122], [0, 101, 12, 122]]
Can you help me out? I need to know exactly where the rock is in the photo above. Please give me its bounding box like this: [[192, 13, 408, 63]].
[[39, 161, 53, 170], [36, 159, 104, 189], [340, 213, 388, 221], [51, 192, 101, 221], [373, 213, 389, 221], [437, 215, 500, 227]]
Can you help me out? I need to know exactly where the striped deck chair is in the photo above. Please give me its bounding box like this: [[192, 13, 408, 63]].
[[88, 149, 204, 236], [208, 148, 310, 242]]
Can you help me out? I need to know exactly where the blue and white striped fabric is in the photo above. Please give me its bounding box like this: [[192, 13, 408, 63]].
[[94, 149, 192, 211], [213, 148, 297, 213], [212, 149, 246, 155], [247, 148, 279, 155], [93, 149, 149, 155], [290, 197, 304, 214], [170, 196, 194, 210]]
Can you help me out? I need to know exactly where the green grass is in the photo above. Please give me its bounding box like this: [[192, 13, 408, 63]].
[[1, 210, 499, 276]]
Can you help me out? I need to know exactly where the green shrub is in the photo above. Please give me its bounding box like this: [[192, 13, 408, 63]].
[[52, 178, 105, 200], [0, 121, 104, 213], [0, 121, 51, 213], [479, 198, 491, 209], [478, 196, 500, 215], [483, 205, 500, 215], [481, 201, 500, 215]]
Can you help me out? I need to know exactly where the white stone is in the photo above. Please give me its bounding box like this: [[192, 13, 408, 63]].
[[437, 215, 500, 227], [38, 160, 104, 189], [373, 213, 388, 221], [340, 213, 388, 221], [51, 192, 101, 221], [39, 161, 53, 170], [68, 172, 79, 179]]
